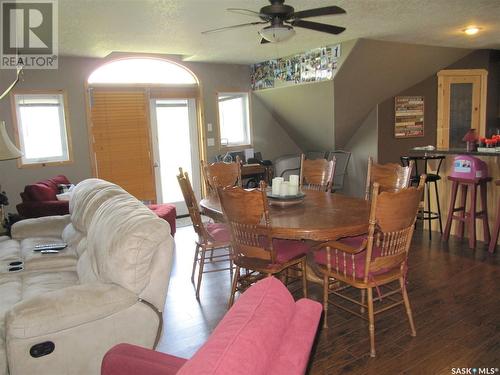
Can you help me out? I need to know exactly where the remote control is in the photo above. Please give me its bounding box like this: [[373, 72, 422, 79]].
[[34, 243, 67, 251], [40, 250, 60, 254]]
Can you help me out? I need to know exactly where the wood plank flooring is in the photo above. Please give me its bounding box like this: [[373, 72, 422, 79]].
[[157, 223, 500, 374]]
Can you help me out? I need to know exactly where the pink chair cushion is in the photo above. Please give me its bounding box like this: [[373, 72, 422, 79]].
[[273, 239, 310, 263], [313, 235, 391, 279], [205, 222, 231, 243], [257, 237, 309, 264], [177, 277, 296, 375], [102, 343, 187, 375]]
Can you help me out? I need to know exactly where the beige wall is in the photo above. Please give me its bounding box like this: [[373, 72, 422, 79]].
[[342, 107, 378, 198], [0, 55, 286, 212]]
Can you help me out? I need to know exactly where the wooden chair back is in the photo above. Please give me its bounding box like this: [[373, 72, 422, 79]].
[[202, 156, 241, 195], [217, 181, 276, 264], [365, 157, 413, 200], [177, 168, 209, 241], [299, 154, 336, 192], [363, 176, 425, 280]]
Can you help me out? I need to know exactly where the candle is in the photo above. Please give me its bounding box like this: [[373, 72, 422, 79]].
[[272, 177, 283, 195], [279, 181, 289, 196], [289, 175, 299, 186], [288, 183, 298, 196]]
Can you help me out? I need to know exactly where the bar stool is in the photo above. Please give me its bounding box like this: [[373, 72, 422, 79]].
[[443, 176, 491, 249], [489, 180, 500, 253], [401, 154, 445, 240]]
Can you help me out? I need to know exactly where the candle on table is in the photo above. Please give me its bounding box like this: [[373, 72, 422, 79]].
[[288, 183, 298, 196], [289, 175, 299, 186], [272, 177, 283, 195], [279, 181, 289, 196]]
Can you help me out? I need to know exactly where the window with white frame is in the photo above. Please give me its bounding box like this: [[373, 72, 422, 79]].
[[13, 93, 71, 166], [217, 92, 251, 147]]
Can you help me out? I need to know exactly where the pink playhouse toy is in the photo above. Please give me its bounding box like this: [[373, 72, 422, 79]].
[[450, 155, 489, 180]]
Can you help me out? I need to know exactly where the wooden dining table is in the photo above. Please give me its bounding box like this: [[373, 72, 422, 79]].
[[200, 190, 370, 242]]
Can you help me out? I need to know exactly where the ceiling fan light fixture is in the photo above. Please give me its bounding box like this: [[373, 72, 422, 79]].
[[463, 26, 481, 35], [259, 25, 295, 42]]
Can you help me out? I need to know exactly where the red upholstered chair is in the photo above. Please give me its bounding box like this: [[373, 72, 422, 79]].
[[312, 176, 425, 357], [16, 175, 71, 218], [101, 277, 322, 375], [217, 181, 309, 307]]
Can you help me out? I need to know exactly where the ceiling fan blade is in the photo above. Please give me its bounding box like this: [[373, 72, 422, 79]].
[[202, 21, 268, 34], [227, 8, 271, 20], [260, 38, 271, 44], [290, 6, 346, 20], [290, 19, 345, 35]]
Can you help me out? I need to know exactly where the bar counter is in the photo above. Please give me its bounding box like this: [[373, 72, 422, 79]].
[[409, 148, 499, 246]]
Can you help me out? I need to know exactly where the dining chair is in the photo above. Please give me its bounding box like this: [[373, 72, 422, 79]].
[[202, 156, 241, 196], [217, 181, 309, 308], [177, 168, 233, 300], [299, 153, 336, 192], [312, 176, 425, 357], [364, 157, 414, 200]]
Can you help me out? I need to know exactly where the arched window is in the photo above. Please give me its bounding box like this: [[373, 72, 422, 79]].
[[88, 58, 198, 85]]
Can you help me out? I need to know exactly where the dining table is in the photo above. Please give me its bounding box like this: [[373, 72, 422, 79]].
[[200, 190, 370, 242], [200, 190, 370, 284]]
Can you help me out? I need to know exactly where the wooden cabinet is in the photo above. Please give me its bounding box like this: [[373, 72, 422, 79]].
[[437, 69, 488, 148]]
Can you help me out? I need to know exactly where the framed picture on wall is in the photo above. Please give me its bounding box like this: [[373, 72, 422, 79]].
[[394, 96, 424, 138]]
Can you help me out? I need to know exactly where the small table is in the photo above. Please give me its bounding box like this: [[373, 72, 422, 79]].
[[200, 190, 369, 242], [241, 163, 273, 185]]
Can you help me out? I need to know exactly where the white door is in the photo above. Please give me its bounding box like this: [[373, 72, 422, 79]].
[[150, 98, 200, 215]]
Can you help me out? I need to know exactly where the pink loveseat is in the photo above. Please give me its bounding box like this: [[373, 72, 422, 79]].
[[101, 277, 322, 375]]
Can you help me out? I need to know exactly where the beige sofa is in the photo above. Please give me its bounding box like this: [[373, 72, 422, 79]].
[[0, 179, 174, 375]]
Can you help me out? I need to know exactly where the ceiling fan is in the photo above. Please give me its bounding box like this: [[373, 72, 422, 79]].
[[202, 0, 346, 44]]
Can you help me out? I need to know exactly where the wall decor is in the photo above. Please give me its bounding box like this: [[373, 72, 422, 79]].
[[251, 44, 341, 90], [394, 96, 425, 138]]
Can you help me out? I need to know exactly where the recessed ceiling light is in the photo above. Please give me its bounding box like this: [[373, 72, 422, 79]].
[[463, 26, 481, 35]]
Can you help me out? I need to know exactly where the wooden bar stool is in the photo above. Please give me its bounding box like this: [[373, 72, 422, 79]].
[[489, 180, 500, 253], [443, 176, 492, 249]]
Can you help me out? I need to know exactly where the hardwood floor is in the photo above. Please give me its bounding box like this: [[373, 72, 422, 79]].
[[157, 223, 500, 374]]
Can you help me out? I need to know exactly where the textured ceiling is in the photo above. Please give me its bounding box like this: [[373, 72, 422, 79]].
[[60, 0, 500, 63]]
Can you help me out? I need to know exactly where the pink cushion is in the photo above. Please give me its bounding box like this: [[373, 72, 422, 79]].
[[267, 298, 322, 375], [102, 343, 187, 375], [205, 223, 231, 243], [313, 235, 391, 279], [273, 239, 309, 263], [258, 237, 309, 264], [177, 277, 296, 375], [148, 203, 177, 235]]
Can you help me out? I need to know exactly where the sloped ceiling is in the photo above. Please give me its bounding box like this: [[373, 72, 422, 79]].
[[254, 81, 334, 152], [333, 39, 472, 148], [253, 39, 473, 152]]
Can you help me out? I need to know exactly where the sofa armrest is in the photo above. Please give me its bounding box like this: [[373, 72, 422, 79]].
[[16, 200, 70, 218], [268, 298, 322, 375], [102, 343, 187, 375], [6, 283, 137, 339], [11, 214, 70, 239]]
